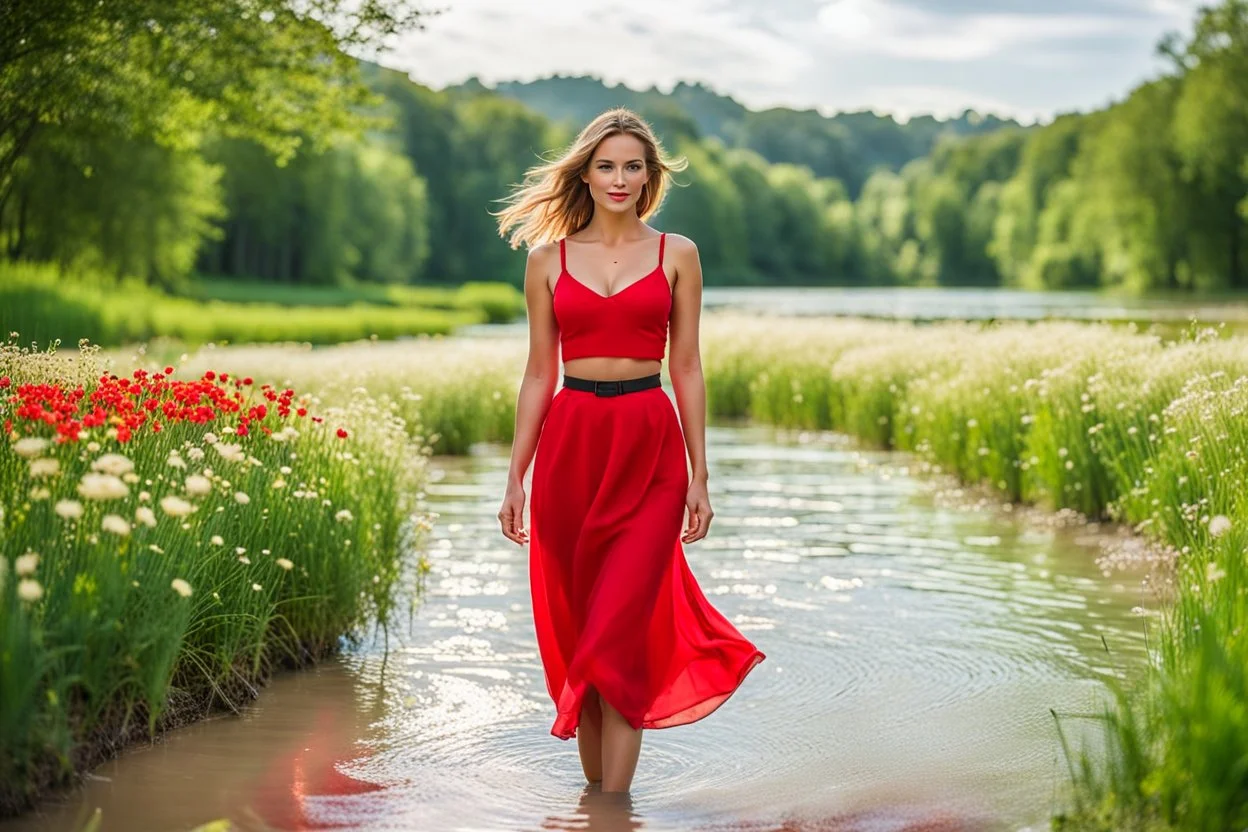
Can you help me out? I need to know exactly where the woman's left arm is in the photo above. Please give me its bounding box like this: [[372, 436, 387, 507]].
[[666, 234, 713, 543]]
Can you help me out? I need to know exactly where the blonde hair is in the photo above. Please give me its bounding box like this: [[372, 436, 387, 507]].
[[492, 107, 688, 250]]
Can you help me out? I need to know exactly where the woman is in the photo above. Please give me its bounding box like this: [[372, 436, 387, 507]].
[[492, 108, 766, 794]]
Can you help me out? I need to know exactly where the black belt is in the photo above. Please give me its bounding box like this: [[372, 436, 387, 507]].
[[562, 373, 661, 397]]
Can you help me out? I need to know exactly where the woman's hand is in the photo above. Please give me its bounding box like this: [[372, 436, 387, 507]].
[[682, 479, 713, 543], [498, 481, 529, 546]]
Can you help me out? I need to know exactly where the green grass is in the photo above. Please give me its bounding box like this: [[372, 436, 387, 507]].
[[697, 314, 1248, 831], [0, 262, 526, 349], [185, 275, 525, 324], [0, 336, 435, 815]]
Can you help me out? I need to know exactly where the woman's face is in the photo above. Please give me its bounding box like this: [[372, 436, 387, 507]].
[[582, 133, 651, 215]]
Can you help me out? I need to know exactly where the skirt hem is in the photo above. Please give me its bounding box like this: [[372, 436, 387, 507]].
[[549, 648, 767, 741]]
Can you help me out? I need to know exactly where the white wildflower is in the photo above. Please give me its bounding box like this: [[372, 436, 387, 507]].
[[185, 475, 212, 497], [91, 453, 134, 476], [17, 579, 43, 603], [29, 458, 60, 478], [135, 506, 157, 527], [210, 535, 224, 546], [77, 473, 128, 501], [160, 495, 194, 517], [55, 499, 84, 519], [187, 447, 205, 461], [213, 442, 245, 463], [203, 432, 219, 445], [275, 558, 294, 571], [252, 582, 262, 591], [234, 491, 250, 505], [171, 578, 193, 597], [101, 514, 131, 536], [15, 552, 39, 576], [13, 437, 49, 458], [335, 509, 354, 523], [1209, 515, 1232, 537]]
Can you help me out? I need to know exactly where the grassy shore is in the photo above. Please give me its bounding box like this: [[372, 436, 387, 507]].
[[0, 336, 435, 815], [0, 262, 525, 348]]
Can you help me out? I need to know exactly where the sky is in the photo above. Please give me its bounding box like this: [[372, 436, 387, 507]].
[[374, 0, 1206, 124]]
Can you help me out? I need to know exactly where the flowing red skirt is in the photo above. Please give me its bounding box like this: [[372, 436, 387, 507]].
[[528, 382, 766, 740]]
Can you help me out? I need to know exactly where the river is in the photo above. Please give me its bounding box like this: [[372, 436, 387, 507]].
[[3, 422, 1156, 832]]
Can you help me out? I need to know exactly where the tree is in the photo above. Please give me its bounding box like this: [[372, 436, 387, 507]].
[[0, 0, 431, 221], [1170, 0, 1248, 288]]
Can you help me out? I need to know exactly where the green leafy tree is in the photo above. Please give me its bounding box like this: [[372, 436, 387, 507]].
[[0, 1, 429, 222], [1170, 0, 1248, 288]]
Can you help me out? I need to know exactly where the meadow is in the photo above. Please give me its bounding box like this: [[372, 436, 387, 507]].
[[4, 312, 1248, 828], [0, 262, 526, 349], [0, 335, 436, 814]]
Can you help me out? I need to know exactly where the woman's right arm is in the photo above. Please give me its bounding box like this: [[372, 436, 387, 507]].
[[498, 242, 560, 545]]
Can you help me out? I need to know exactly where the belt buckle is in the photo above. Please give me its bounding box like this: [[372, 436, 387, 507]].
[[594, 380, 623, 397]]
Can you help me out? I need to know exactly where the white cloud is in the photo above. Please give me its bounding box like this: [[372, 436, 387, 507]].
[[371, 0, 1202, 123], [815, 0, 1130, 61], [382, 0, 809, 97]]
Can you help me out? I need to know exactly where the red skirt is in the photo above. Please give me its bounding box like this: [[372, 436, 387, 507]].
[[528, 382, 766, 740]]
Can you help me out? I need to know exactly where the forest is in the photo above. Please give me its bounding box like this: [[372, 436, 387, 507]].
[[1, 0, 1245, 294]]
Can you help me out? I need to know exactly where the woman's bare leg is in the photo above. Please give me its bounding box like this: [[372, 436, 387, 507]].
[[599, 692, 643, 793], [577, 687, 604, 784]]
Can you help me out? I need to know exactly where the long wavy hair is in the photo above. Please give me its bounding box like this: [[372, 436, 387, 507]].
[[492, 107, 688, 250]]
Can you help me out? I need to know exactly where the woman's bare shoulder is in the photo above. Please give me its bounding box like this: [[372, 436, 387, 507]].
[[663, 232, 698, 255]]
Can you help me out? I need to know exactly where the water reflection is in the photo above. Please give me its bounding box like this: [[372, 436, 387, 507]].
[[540, 788, 643, 832], [1, 424, 1156, 832]]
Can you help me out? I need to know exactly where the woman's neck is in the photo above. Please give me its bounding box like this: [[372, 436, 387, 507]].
[[578, 214, 648, 245]]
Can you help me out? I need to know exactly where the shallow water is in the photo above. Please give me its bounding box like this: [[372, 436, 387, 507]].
[[4, 424, 1156, 832]]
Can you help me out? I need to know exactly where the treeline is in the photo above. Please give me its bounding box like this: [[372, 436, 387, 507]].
[[479, 75, 1019, 198], [851, 1, 1248, 293], [1, 0, 1244, 294], [0, 0, 1016, 291]]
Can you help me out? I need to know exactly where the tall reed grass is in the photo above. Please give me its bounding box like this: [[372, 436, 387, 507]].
[[0, 335, 434, 815], [697, 314, 1248, 830]]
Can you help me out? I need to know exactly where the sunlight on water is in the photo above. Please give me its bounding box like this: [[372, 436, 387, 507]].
[[2, 425, 1157, 832]]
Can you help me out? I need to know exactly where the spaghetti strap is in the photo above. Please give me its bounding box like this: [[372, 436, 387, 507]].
[[560, 238, 567, 272], [658, 233, 666, 268]]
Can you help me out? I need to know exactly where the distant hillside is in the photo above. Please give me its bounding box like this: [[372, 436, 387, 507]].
[[448, 74, 1023, 197]]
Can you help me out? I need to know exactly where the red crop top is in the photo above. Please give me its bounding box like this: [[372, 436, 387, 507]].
[[552, 233, 672, 362]]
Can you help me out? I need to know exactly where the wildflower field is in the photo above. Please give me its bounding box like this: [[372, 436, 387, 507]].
[[4, 312, 1248, 828], [0, 335, 434, 815]]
